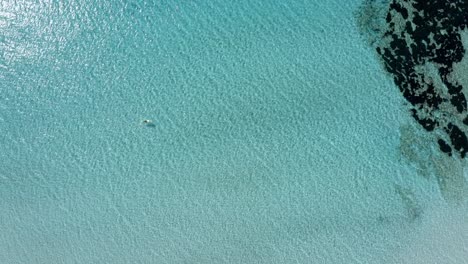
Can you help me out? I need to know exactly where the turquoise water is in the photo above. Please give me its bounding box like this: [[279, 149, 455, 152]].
[[0, 0, 466, 263]]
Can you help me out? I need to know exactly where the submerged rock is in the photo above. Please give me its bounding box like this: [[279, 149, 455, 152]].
[[356, 0, 468, 203]]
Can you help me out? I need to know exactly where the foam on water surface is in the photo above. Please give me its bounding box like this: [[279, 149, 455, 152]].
[[0, 0, 467, 263]]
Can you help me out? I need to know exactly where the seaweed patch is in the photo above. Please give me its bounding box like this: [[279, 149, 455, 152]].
[[357, 0, 468, 159], [356, 0, 468, 203]]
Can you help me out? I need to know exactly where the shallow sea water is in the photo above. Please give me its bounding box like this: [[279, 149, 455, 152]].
[[0, 0, 467, 263]]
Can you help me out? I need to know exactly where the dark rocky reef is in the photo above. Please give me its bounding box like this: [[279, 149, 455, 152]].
[[356, 0, 468, 203], [358, 0, 468, 159]]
